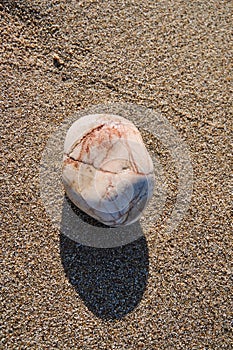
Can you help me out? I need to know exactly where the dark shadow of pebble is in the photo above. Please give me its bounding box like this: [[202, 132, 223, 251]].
[[60, 234, 149, 320]]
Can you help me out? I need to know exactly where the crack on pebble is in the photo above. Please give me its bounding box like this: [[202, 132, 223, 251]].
[[65, 155, 153, 176], [69, 124, 106, 153]]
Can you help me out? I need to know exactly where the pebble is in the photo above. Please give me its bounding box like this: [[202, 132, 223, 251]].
[[62, 114, 154, 226]]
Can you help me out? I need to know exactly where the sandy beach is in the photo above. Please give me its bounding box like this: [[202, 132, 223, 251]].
[[1, 1, 232, 349]]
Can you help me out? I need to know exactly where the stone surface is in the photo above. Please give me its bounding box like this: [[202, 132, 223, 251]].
[[62, 114, 154, 226]]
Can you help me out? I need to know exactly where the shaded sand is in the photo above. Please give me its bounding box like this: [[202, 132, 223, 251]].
[[1, 1, 232, 349]]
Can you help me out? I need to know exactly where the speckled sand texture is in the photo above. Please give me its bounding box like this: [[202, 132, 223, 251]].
[[1, 1, 232, 349]]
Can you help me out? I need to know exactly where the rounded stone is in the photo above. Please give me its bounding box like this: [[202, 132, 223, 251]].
[[62, 114, 154, 227]]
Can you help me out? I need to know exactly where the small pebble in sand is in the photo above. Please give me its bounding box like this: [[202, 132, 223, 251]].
[[53, 53, 64, 68]]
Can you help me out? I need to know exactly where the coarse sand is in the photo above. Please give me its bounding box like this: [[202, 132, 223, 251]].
[[1, 1, 232, 349]]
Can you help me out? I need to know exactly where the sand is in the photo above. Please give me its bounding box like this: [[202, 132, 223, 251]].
[[1, 0, 232, 349]]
